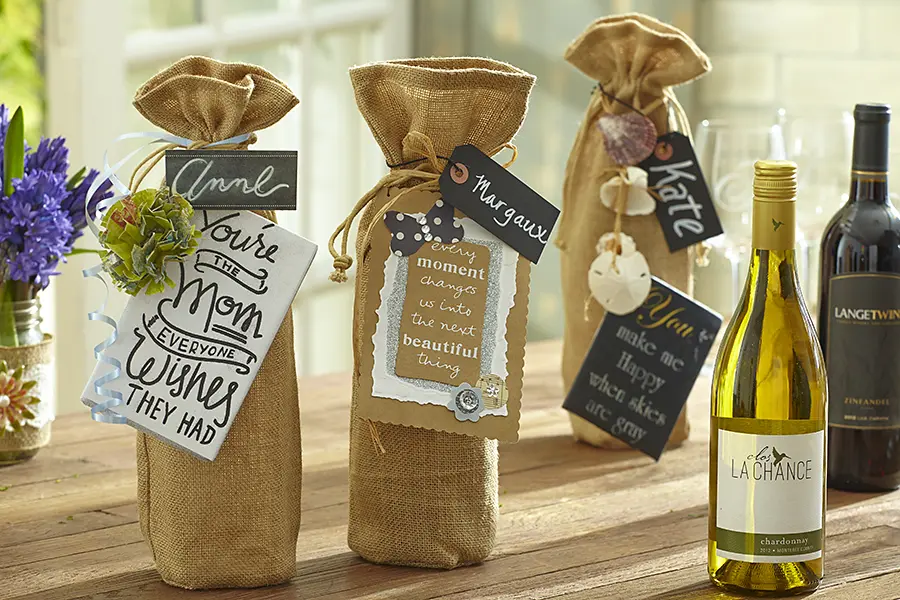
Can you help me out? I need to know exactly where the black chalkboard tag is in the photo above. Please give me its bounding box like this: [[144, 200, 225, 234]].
[[562, 277, 722, 460], [165, 150, 298, 210], [638, 133, 723, 252], [439, 144, 559, 264]]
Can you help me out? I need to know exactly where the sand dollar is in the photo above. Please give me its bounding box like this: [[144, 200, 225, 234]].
[[588, 249, 651, 315]]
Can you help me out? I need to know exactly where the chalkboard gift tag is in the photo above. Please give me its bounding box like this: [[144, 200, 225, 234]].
[[558, 14, 712, 451]]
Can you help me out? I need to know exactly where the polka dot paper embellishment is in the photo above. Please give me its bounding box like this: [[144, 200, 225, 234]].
[[384, 199, 465, 257]]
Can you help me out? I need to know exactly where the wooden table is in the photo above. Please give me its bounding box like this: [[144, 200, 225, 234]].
[[2, 340, 899, 599]]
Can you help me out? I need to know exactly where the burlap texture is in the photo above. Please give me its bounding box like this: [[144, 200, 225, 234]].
[[0, 335, 53, 459], [133, 57, 301, 590], [347, 58, 534, 569], [559, 15, 710, 449]]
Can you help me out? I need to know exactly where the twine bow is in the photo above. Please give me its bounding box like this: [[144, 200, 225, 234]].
[[328, 131, 516, 283]]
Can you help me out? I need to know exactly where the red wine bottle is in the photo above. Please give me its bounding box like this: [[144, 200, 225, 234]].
[[819, 103, 900, 492]]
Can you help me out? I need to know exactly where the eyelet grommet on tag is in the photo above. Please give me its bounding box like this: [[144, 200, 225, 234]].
[[599, 167, 656, 216], [450, 163, 469, 184], [596, 113, 658, 166], [588, 249, 651, 316]]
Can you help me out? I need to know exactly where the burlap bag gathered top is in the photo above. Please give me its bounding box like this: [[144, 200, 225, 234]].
[[559, 15, 711, 449], [328, 58, 534, 569], [131, 56, 301, 589]]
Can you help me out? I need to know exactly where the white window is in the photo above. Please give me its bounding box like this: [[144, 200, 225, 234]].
[[44, 0, 411, 414]]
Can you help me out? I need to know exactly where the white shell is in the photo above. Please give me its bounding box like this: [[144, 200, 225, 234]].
[[588, 249, 652, 315], [599, 167, 656, 216], [595, 232, 637, 257]]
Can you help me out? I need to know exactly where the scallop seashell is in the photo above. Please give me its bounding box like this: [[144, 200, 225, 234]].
[[596, 112, 658, 166], [599, 166, 656, 216], [596, 232, 637, 257], [588, 249, 652, 316]]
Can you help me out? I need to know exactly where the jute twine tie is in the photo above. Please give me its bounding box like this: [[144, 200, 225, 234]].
[[327, 131, 516, 454], [328, 131, 516, 284]]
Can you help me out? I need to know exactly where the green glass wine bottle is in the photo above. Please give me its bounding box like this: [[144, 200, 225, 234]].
[[708, 160, 828, 595]]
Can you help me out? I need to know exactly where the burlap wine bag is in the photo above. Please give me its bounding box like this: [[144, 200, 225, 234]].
[[559, 15, 711, 449], [337, 58, 534, 568], [131, 56, 301, 589]]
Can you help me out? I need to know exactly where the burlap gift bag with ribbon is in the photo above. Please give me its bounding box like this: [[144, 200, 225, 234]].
[[328, 58, 534, 569], [558, 15, 711, 449], [131, 56, 301, 589]]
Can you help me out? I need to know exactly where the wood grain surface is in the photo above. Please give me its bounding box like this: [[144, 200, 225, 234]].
[[1, 340, 898, 599]]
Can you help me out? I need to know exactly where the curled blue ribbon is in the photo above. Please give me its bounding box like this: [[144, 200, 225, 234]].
[[84, 131, 253, 423]]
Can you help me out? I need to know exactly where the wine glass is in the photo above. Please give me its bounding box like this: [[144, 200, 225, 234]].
[[693, 118, 786, 313], [779, 109, 854, 314]]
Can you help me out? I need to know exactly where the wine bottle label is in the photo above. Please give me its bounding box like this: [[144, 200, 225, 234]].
[[826, 273, 900, 429], [716, 429, 824, 563]]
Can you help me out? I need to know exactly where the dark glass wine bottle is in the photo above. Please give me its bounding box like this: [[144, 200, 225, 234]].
[[819, 103, 900, 492]]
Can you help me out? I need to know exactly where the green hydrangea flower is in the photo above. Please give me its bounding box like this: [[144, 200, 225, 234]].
[[99, 186, 201, 296]]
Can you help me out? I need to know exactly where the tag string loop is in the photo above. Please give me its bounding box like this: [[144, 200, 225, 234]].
[[327, 132, 516, 283]]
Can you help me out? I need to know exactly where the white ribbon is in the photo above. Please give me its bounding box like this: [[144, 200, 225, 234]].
[[84, 131, 253, 423]]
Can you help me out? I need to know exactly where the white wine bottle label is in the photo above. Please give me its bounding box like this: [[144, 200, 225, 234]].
[[716, 429, 824, 563], [826, 273, 900, 429]]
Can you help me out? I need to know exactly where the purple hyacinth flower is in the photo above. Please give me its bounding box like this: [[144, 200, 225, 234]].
[[25, 136, 70, 176], [63, 168, 113, 244]]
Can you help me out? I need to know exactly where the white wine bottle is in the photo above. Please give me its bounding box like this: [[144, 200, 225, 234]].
[[708, 160, 828, 595]]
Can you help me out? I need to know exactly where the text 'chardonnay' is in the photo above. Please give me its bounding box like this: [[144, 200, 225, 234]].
[[709, 160, 828, 595]]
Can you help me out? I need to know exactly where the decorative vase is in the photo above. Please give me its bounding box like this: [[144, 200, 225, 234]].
[[0, 284, 53, 466]]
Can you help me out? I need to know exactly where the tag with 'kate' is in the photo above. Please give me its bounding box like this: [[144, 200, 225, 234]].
[[438, 145, 559, 264], [563, 277, 722, 460], [166, 150, 298, 210], [638, 133, 723, 252]]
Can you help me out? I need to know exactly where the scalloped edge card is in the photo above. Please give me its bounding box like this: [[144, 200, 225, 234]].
[[356, 187, 527, 442]]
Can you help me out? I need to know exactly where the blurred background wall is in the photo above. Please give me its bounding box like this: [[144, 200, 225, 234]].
[[0, 0, 896, 414]]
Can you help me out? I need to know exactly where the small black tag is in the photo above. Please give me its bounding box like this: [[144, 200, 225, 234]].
[[638, 133, 722, 252], [165, 150, 298, 210], [439, 145, 559, 264], [562, 277, 722, 460]]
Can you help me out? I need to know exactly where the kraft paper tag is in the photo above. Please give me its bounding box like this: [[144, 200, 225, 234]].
[[356, 187, 526, 442], [563, 277, 722, 459]]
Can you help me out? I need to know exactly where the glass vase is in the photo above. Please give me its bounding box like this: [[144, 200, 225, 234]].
[[0, 281, 52, 466]]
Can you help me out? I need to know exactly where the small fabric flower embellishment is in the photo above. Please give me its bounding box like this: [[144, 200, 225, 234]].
[[599, 167, 656, 216], [384, 199, 464, 257], [476, 374, 508, 409], [448, 383, 484, 422], [0, 360, 39, 435], [100, 186, 201, 296]]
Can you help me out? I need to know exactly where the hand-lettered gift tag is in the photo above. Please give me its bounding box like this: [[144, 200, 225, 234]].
[[166, 150, 298, 210], [81, 210, 316, 460], [563, 277, 722, 459], [439, 145, 559, 264], [638, 133, 722, 252], [357, 187, 527, 442]]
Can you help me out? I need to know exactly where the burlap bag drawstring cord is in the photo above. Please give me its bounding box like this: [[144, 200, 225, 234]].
[[328, 131, 516, 284], [328, 130, 516, 453]]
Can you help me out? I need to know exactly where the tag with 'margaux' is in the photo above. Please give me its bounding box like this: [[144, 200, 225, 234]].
[[638, 132, 722, 252], [438, 145, 559, 264]]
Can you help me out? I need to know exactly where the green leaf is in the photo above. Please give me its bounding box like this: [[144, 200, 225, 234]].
[[0, 282, 19, 347], [66, 166, 86, 191], [0, 486, 9, 492], [3, 106, 24, 197], [66, 247, 101, 257], [20, 380, 36, 391], [21, 409, 35, 420]]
